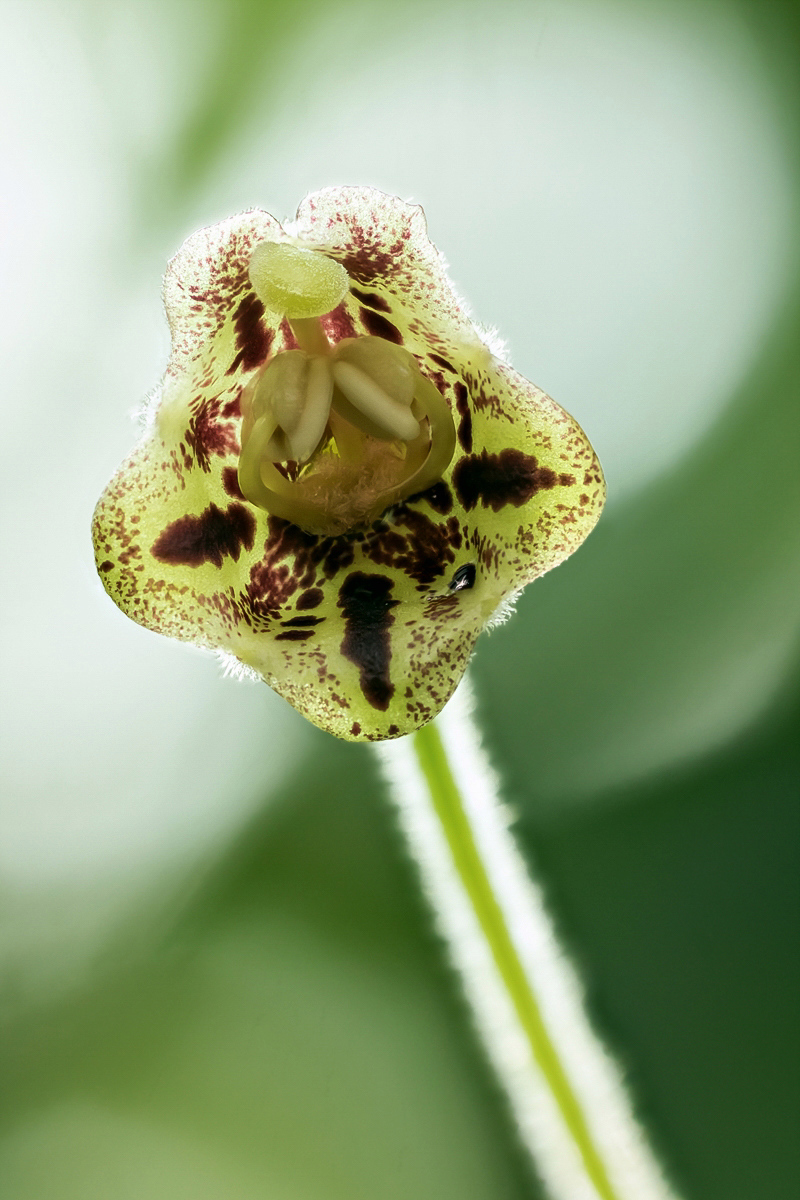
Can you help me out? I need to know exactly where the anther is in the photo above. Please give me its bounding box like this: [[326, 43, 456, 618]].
[[331, 361, 420, 442], [237, 327, 457, 535], [289, 357, 334, 463]]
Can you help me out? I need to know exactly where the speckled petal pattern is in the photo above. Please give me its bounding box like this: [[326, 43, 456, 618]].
[[93, 188, 605, 740]]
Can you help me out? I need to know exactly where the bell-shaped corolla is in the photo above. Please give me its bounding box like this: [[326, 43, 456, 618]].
[[92, 187, 605, 740]]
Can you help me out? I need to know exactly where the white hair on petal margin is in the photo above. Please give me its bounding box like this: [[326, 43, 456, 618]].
[[134, 384, 163, 431], [477, 323, 511, 362], [484, 588, 522, 632], [215, 649, 260, 683]]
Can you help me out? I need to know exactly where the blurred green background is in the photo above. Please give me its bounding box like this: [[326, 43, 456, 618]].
[[1, 0, 798, 1196]]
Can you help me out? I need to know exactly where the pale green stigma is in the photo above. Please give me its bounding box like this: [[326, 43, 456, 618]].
[[249, 242, 350, 319]]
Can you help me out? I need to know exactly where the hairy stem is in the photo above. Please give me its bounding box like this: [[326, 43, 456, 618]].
[[413, 718, 619, 1199], [376, 676, 678, 1200]]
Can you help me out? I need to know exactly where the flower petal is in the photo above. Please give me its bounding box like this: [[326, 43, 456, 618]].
[[93, 190, 604, 741]]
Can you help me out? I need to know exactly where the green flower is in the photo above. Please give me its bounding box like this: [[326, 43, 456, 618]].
[[93, 187, 604, 740]]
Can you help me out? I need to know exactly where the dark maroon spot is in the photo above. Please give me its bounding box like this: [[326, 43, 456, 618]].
[[580, 493, 590, 505], [454, 381, 473, 453], [98, 560, 114, 573], [431, 353, 456, 372], [425, 593, 460, 617], [368, 526, 406, 557], [388, 724, 399, 736], [264, 516, 321, 589], [457, 413, 472, 453], [222, 465, 245, 499], [337, 234, 406, 285], [365, 506, 462, 585], [322, 541, 355, 578], [227, 293, 272, 374], [361, 508, 460, 585], [187, 397, 240, 472], [267, 515, 316, 548], [350, 287, 391, 312], [350, 721, 362, 736], [338, 572, 398, 710], [321, 303, 357, 342], [397, 509, 461, 581], [453, 450, 576, 512], [152, 503, 255, 568], [275, 629, 315, 641], [409, 481, 453, 514], [281, 615, 324, 627], [243, 558, 299, 625], [296, 587, 324, 610], [361, 309, 403, 344], [259, 515, 361, 596]]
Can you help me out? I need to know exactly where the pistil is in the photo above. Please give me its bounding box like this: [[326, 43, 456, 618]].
[[287, 317, 331, 357]]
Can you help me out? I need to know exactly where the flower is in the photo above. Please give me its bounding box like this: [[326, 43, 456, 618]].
[[92, 187, 605, 741]]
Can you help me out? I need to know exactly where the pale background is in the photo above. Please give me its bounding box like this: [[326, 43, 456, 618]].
[[1, 1, 798, 1197]]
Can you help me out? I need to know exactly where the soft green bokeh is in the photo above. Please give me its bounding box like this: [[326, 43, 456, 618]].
[[1, 0, 798, 1197]]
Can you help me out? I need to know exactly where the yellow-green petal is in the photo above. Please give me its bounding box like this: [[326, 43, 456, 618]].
[[93, 188, 604, 741]]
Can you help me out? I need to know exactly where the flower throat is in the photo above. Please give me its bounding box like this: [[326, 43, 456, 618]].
[[239, 242, 456, 536]]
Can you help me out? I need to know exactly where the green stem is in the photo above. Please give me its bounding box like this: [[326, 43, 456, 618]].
[[412, 721, 621, 1200]]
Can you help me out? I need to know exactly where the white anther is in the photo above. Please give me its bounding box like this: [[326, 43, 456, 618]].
[[289, 356, 334, 463], [264, 350, 309, 433], [337, 337, 416, 408], [332, 361, 420, 442]]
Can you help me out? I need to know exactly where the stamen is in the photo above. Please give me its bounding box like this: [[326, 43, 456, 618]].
[[289, 356, 334, 463], [239, 413, 278, 492], [249, 242, 350, 320], [332, 361, 420, 442], [398, 371, 457, 495], [335, 337, 416, 408], [329, 389, 401, 442], [237, 332, 458, 536], [259, 350, 308, 433], [239, 418, 325, 529]]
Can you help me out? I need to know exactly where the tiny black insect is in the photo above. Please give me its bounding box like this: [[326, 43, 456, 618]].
[[449, 563, 476, 593]]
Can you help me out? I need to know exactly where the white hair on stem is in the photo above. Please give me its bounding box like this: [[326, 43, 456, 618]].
[[375, 673, 680, 1200]]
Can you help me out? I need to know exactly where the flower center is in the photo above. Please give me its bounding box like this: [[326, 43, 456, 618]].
[[238, 244, 456, 535]]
